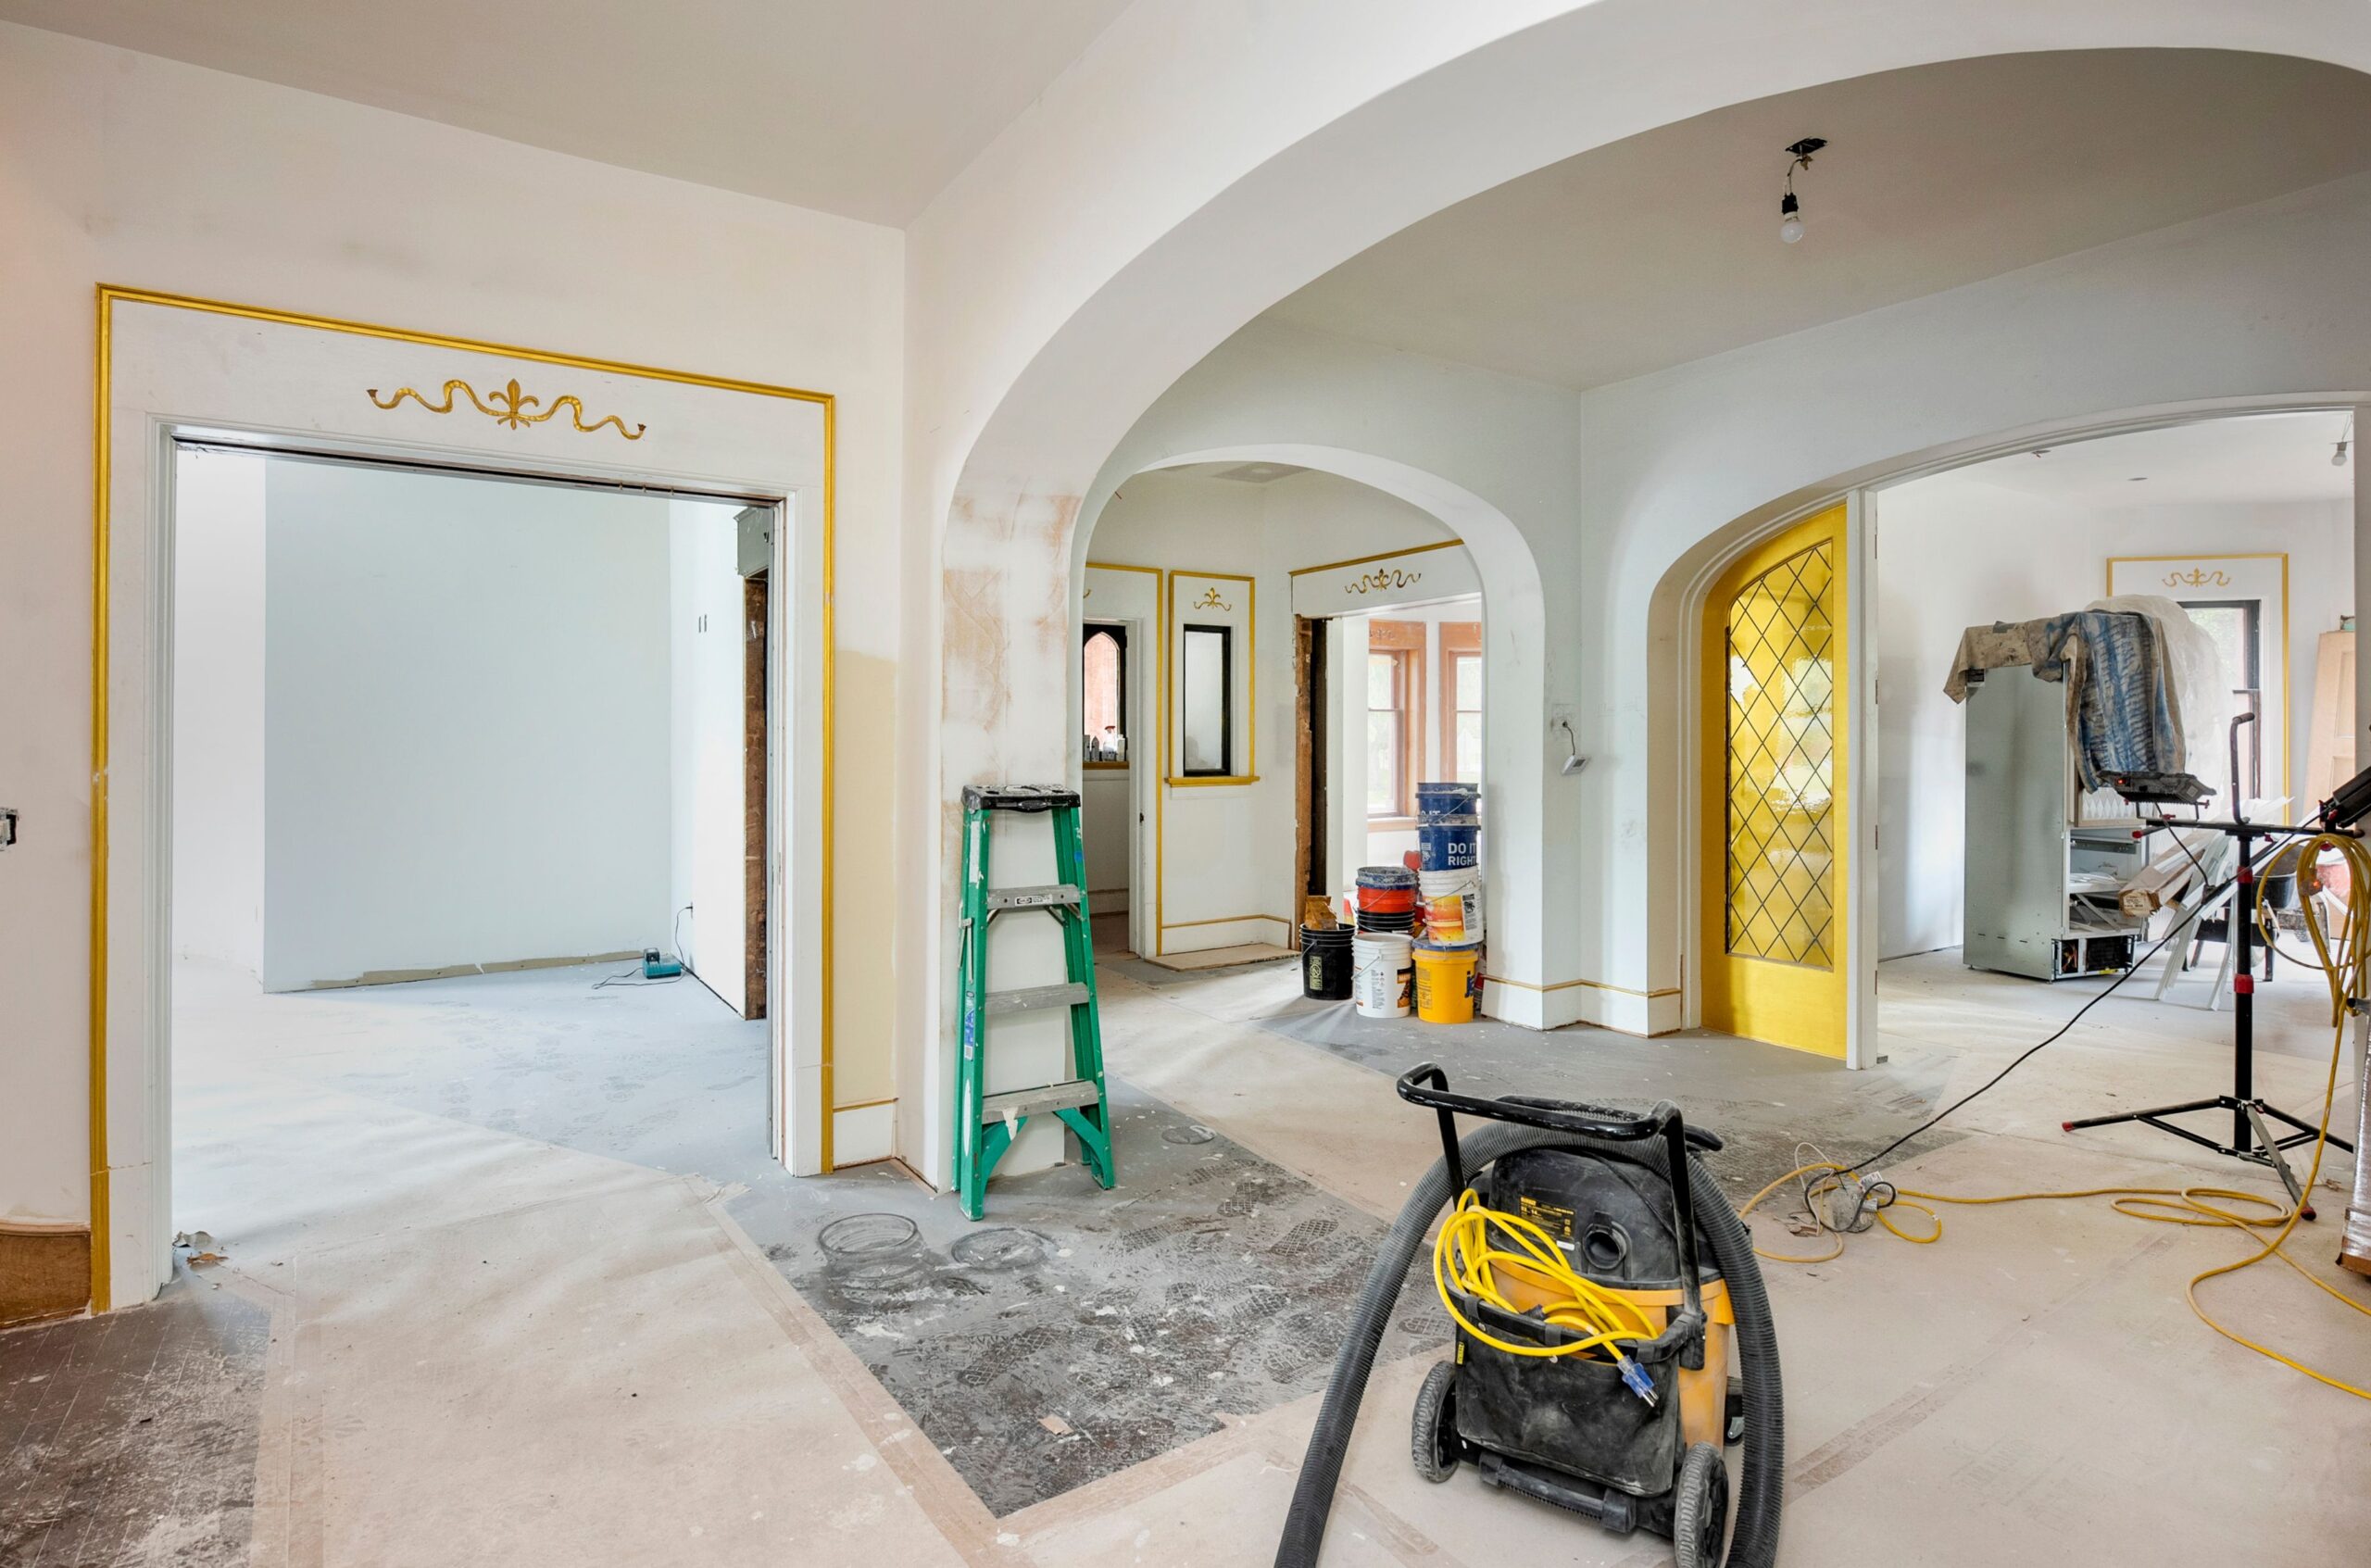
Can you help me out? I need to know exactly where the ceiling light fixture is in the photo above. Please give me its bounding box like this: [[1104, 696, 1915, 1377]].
[[1778, 136, 1825, 244]]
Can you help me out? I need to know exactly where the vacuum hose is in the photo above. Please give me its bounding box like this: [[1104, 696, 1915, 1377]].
[[1273, 1123, 1785, 1568]]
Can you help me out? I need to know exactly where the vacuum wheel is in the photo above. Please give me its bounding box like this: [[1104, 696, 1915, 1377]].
[[1672, 1442, 1729, 1568], [1410, 1360, 1460, 1483]]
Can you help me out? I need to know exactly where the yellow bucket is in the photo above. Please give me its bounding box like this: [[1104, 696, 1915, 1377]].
[[1412, 943, 1480, 1023]]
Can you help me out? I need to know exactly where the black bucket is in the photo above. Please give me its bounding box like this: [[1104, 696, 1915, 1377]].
[[1301, 924, 1354, 999]]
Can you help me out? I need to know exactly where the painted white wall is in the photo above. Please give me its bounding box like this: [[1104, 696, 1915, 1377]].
[[1085, 468, 1457, 956], [0, 19, 902, 1230], [169, 448, 266, 972], [259, 461, 671, 990], [1875, 479, 2352, 959], [668, 499, 751, 1013]]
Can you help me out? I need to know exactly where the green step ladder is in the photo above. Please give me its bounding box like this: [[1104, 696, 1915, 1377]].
[[954, 784, 1117, 1220]]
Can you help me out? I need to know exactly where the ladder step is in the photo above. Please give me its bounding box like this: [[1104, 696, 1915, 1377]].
[[982, 1079, 1107, 1120], [986, 884, 1083, 911], [985, 982, 1093, 1016]]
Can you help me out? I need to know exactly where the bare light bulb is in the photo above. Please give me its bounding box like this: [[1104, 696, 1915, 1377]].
[[2335, 439, 2351, 468], [1779, 190, 1803, 245]]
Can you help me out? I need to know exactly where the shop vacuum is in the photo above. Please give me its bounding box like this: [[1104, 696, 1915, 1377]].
[[1274, 1067, 1785, 1568]]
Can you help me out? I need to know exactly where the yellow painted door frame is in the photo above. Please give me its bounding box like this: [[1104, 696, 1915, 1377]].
[[1699, 503, 1850, 1058]]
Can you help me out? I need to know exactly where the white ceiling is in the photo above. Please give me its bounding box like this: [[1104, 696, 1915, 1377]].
[[1267, 51, 2371, 391], [1915, 412, 2356, 508], [0, 0, 1135, 225]]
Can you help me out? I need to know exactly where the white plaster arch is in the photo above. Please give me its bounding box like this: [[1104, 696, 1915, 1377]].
[[903, 1, 2371, 1178], [1646, 390, 2371, 1055], [1072, 442, 1555, 1023]]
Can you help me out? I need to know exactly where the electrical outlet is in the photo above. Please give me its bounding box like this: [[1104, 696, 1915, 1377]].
[[0, 807, 16, 850]]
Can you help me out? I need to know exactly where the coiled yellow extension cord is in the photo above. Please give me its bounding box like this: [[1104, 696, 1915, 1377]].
[[1432, 1190, 1659, 1360], [1742, 832, 2371, 1400]]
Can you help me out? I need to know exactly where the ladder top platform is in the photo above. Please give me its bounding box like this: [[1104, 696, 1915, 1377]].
[[962, 784, 1080, 813]]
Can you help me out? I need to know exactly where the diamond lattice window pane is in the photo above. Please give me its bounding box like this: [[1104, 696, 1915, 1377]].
[[1724, 541, 1837, 967]]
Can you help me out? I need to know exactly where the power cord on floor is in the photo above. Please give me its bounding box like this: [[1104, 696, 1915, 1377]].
[[1844, 916, 2189, 1176], [1744, 832, 2371, 1401]]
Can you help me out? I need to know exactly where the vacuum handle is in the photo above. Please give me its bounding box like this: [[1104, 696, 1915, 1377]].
[[1396, 1064, 1721, 1149]]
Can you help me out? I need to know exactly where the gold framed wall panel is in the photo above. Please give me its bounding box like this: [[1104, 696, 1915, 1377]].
[[1164, 568, 1258, 785]]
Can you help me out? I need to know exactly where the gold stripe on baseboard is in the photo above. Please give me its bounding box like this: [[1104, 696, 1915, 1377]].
[[1161, 913, 1292, 930], [1483, 973, 1681, 999]]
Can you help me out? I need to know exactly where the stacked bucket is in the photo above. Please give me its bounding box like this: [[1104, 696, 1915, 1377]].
[[1349, 866, 1419, 1017], [1411, 783, 1484, 1023]]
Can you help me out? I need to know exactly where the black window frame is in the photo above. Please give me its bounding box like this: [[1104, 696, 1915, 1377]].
[[1080, 621, 1130, 762]]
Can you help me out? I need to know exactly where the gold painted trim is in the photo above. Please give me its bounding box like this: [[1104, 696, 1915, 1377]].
[[88, 289, 113, 1312], [91, 286, 840, 1312], [820, 395, 837, 1175], [2104, 551, 2291, 799], [1160, 571, 1168, 955], [1085, 560, 1162, 576], [1287, 539, 1465, 578], [832, 1096, 897, 1113], [1161, 913, 1293, 930], [1482, 974, 1683, 999], [367, 377, 645, 440]]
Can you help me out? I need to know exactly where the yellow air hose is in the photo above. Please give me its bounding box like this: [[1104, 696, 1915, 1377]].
[[1742, 831, 2371, 1400]]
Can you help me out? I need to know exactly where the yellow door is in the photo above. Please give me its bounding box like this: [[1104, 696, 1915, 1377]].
[[1699, 504, 1848, 1058]]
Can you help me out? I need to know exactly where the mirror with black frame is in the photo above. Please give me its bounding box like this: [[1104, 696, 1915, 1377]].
[[1181, 623, 1233, 776]]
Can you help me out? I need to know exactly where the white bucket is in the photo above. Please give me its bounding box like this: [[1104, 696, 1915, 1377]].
[[1418, 870, 1483, 941], [1352, 933, 1414, 1018]]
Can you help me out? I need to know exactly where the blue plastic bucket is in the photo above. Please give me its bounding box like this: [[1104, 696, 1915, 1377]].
[[1417, 814, 1480, 872], [1415, 782, 1479, 821]]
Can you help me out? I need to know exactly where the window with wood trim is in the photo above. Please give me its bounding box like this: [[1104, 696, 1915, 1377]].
[[1366, 620, 1424, 819], [1440, 621, 1482, 784]]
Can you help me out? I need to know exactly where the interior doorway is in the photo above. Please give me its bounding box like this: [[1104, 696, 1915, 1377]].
[[1697, 503, 1850, 1060], [1868, 410, 2354, 1003], [1080, 615, 1146, 956], [1295, 596, 1486, 921], [166, 444, 782, 1269]]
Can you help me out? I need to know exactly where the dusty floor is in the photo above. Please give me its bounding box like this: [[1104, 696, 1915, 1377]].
[[5, 949, 2369, 1565]]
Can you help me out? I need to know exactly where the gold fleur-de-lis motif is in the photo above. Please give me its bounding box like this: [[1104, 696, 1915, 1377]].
[[1191, 585, 1235, 611], [2161, 567, 2231, 589], [367, 377, 646, 440]]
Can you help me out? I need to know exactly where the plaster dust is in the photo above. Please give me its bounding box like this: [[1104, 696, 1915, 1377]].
[[16, 949, 2367, 1564], [160, 962, 963, 1568]]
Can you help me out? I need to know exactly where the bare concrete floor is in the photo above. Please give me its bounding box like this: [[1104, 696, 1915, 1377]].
[[5, 950, 2369, 1565]]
